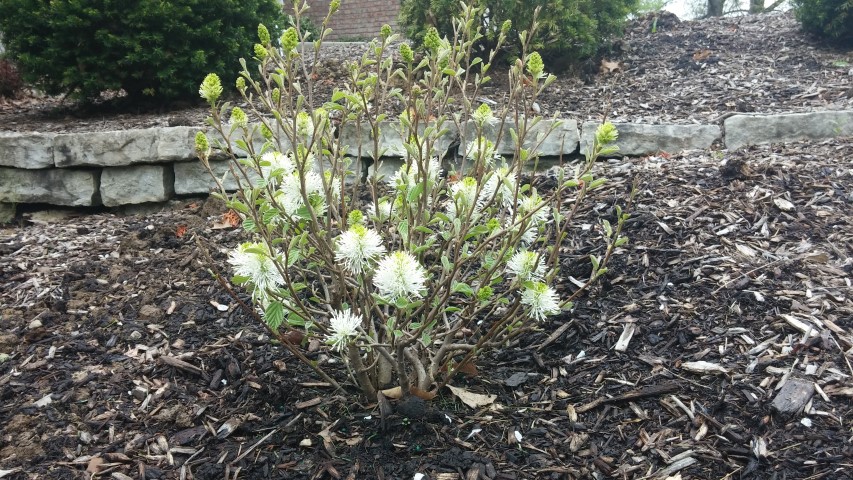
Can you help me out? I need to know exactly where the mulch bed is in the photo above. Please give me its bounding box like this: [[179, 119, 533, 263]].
[[2, 10, 853, 480]]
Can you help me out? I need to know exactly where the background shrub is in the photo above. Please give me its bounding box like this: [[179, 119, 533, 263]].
[[399, 0, 638, 69], [0, 0, 283, 102], [0, 57, 23, 98], [792, 0, 853, 46]]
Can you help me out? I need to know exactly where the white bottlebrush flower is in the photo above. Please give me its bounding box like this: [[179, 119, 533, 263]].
[[465, 136, 498, 165], [278, 170, 325, 215], [228, 242, 284, 299], [389, 157, 442, 191], [368, 199, 396, 222], [373, 251, 428, 302], [518, 191, 550, 225], [259, 151, 295, 182], [521, 282, 561, 322], [506, 250, 545, 282], [327, 309, 362, 352], [335, 224, 386, 274], [446, 177, 481, 218], [480, 166, 517, 208]]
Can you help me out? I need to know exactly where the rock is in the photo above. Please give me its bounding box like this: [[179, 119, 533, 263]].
[[0, 132, 55, 169], [129, 331, 143, 341], [0, 167, 99, 206], [339, 120, 459, 158], [173, 159, 256, 194], [54, 127, 196, 167], [28, 319, 43, 329], [463, 118, 580, 157], [580, 122, 720, 156], [100, 165, 175, 207], [725, 111, 853, 150]]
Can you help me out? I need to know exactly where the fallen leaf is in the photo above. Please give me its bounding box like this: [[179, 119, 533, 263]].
[[411, 386, 438, 400], [380, 386, 403, 399], [693, 49, 713, 61], [86, 456, 104, 475], [175, 225, 187, 238], [599, 59, 621, 74], [213, 209, 241, 229], [446, 384, 497, 408]]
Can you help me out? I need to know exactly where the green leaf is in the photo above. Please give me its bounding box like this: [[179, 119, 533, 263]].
[[231, 275, 250, 285], [243, 218, 257, 232], [451, 281, 474, 297], [264, 301, 285, 330], [407, 182, 424, 203], [615, 236, 629, 247]]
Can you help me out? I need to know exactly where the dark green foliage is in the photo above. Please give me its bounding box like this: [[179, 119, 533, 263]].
[[0, 0, 283, 101], [399, 0, 638, 69], [793, 0, 853, 45], [0, 57, 23, 98]]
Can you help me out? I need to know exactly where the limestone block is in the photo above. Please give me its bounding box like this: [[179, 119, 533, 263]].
[[725, 111, 853, 150], [0, 167, 99, 206], [100, 165, 174, 206], [0, 132, 55, 169], [174, 159, 256, 194], [580, 123, 720, 156], [54, 127, 195, 167], [339, 121, 459, 158], [462, 118, 580, 157]]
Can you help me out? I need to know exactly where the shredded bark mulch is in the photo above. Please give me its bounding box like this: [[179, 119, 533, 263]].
[[1, 10, 853, 480]]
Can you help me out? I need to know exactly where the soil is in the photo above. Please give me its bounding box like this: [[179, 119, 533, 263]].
[[2, 11, 853, 480]]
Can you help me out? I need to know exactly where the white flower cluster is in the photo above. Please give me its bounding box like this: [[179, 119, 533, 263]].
[[228, 242, 283, 301], [327, 309, 362, 351], [335, 224, 385, 274], [258, 150, 328, 216]]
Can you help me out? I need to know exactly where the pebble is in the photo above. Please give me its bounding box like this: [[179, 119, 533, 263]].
[[28, 319, 43, 329], [129, 330, 143, 341]]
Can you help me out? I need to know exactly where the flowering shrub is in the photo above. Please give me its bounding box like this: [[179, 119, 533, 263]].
[[197, 1, 630, 401]]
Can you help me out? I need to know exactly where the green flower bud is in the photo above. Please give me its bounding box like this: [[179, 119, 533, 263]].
[[236, 77, 246, 94], [501, 19, 512, 36], [254, 43, 268, 60], [348, 209, 364, 225], [526, 52, 545, 79], [329, 0, 340, 14], [271, 87, 281, 104], [380, 24, 392, 40], [198, 73, 223, 105], [472, 103, 494, 126], [194, 131, 210, 159], [230, 106, 248, 128], [477, 285, 493, 302], [595, 122, 618, 145], [400, 43, 414, 63], [423, 26, 441, 53], [281, 27, 298, 53], [261, 124, 274, 140], [296, 111, 313, 137], [258, 23, 271, 45]]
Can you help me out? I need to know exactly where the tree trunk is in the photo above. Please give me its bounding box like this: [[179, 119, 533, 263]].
[[707, 0, 724, 17], [749, 0, 764, 13]]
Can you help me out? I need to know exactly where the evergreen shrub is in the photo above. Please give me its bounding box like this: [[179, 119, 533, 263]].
[[399, 0, 638, 69], [792, 0, 853, 45], [0, 0, 283, 101]]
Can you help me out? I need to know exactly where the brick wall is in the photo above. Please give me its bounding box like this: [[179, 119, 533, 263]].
[[303, 0, 400, 41]]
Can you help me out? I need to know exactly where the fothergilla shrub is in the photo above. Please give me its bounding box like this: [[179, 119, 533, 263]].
[[0, 57, 23, 98], [399, 0, 638, 69], [0, 0, 283, 101], [792, 0, 853, 46]]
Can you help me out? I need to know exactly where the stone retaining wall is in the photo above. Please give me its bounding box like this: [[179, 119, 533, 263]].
[[1, 110, 852, 212]]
